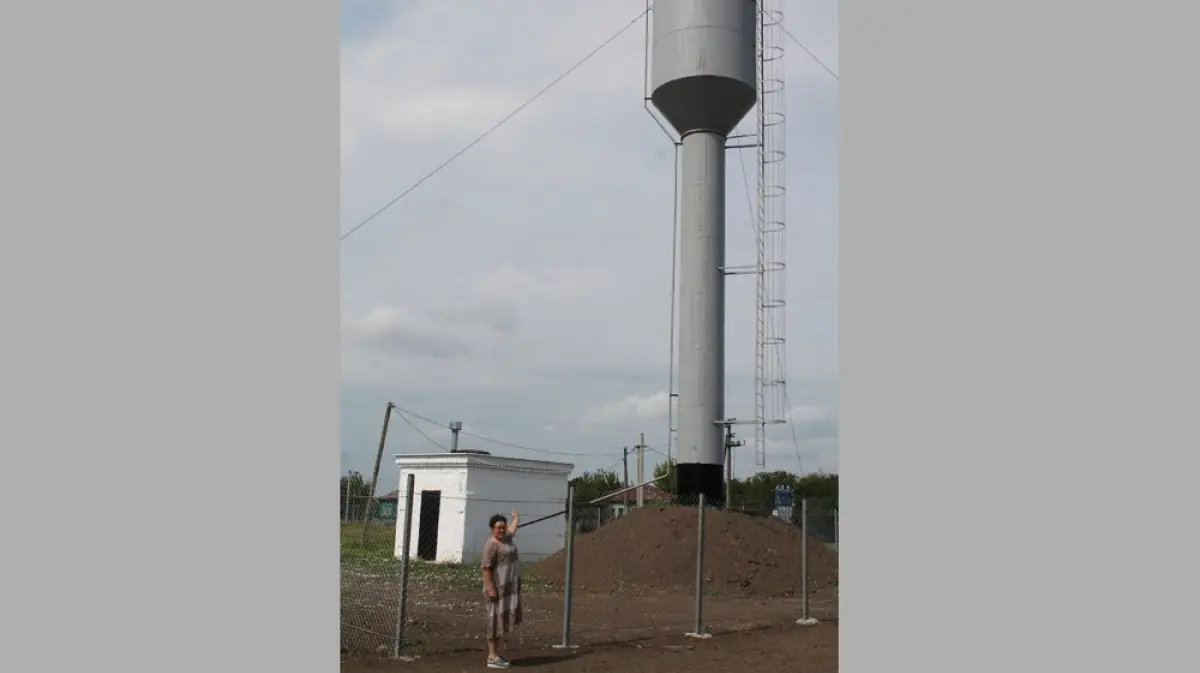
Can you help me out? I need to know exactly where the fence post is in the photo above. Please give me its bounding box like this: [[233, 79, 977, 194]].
[[392, 474, 416, 658], [834, 507, 839, 548], [685, 493, 711, 639], [563, 483, 572, 540], [554, 485, 578, 650], [796, 498, 818, 625]]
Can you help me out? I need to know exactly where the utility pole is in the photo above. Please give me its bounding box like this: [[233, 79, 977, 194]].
[[361, 401, 395, 544], [635, 433, 647, 507], [449, 420, 462, 453], [622, 447, 630, 513], [720, 422, 744, 511], [724, 425, 734, 494]]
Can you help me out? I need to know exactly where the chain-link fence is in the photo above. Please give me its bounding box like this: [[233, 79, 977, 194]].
[[802, 496, 840, 621], [340, 482, 572, 656], [340, 480, 839, 657], [339, 493, 406, 655]]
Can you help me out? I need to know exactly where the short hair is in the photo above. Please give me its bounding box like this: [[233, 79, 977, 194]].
[[488, 514, 507, 529]]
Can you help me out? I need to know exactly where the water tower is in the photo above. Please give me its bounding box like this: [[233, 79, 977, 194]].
[[650, 0, 758, 505]]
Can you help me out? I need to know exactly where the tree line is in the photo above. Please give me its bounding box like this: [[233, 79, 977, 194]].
[[341, 460, 838, 529], [568, 459, 838, 512], [340, 470, 373, 521], [566, 460, 838, 539]]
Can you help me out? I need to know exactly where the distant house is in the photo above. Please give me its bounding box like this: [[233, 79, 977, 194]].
[[373, 491, 399, 523], [593, 483, 675, 523]]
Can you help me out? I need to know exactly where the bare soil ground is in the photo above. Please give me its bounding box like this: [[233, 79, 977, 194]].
[[532, 506, 839, 598], [341, 620, 838, 672], [341, 508, 839, 667]]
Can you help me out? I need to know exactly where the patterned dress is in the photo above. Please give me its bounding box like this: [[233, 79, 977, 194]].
[[481, 534, 523, 639]]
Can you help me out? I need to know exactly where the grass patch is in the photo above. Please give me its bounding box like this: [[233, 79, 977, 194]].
[[341, 522, 395, 557], [339, 522, 551, 593], [407, 561, 484, 592], [342, 557, 552, 594]]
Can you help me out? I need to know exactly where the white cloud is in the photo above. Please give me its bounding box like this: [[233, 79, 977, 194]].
[[339, 0, 839, 485], [788, 405, 836, 425], [348, 302, 520, 361], [760, 436, 839, 475], [581, 391, 671, 426], [355, 304, 468, 359], [340, 302, 529, 391]]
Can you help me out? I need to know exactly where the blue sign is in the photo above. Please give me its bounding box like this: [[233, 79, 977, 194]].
[[774, 487, 794, 508]]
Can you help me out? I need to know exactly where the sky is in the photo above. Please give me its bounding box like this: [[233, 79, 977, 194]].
[[339, 0, 839, 495]]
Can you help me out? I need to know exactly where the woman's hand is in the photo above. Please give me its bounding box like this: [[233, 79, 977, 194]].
[[487, 587, 499, 602]]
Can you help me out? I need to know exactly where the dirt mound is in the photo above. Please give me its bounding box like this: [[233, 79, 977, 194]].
[[529, 506, 838, 598]]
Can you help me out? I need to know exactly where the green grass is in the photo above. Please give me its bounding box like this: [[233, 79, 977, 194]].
[[341, 521, 396, 567], [339, 522, 551, 593]]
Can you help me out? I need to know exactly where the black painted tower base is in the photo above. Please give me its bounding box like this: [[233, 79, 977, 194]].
[[675, 462, 725, 507]]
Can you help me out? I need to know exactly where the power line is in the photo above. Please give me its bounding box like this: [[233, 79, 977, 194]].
[[340, 7, 651, 243], [343, 492, 565, 505], [783, 388, 805, 475], [390, 402, 621, 459], [460, 430, 614, 458], [389, 404, 447, 428], [587, 454, 628, 476], [392, 408, 448, 451], [781, 26, 839, 81], [641, 444, 670, 460]]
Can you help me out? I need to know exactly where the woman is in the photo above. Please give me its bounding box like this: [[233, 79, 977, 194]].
[[481, 510, 521, 669]]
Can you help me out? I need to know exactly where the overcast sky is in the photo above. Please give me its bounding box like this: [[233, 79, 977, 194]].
[[339, 0, 838, 494]]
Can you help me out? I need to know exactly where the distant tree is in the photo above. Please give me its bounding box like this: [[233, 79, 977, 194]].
[[796, 471, 838, 501], [794, 471, 838, 526], [568, 468, 622, 505], [728, 470, 838, 512], [652, 459, 677, 495], [792, 471, 838, 539], [566, 469, 622, 534], [728, 470, 800, 513], [340, 470, 372, 520], [648, 457, 836, 525]]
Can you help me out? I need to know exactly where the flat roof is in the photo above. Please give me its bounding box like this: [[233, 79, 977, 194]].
[[394, 452, 575, 475]]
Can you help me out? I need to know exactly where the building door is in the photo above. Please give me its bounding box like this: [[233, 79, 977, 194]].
[[417, 490, 441, 561]]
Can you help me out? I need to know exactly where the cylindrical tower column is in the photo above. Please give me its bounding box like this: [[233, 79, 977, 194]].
[[650, 0, 758, 505], [674, 130, 727, 502]]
